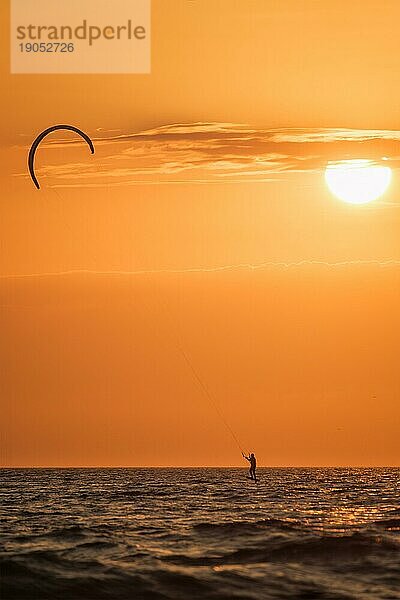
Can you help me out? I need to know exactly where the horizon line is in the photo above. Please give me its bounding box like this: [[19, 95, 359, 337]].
[[1, 465, 399, 469]]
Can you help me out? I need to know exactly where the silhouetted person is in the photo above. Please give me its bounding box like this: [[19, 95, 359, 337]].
[[242, 452, 257, 480]]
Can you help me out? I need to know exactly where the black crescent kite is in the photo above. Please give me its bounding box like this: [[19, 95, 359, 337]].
[[28, 125, 95, 189]]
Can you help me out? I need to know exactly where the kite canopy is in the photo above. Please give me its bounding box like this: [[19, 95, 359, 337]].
[[28, 125, 94, 189]]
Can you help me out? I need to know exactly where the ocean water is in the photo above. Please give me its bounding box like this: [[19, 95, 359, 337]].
[[1, 468, 399, 600]]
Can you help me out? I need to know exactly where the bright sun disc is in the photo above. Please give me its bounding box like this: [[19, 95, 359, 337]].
[[325, 160, 392, 204]]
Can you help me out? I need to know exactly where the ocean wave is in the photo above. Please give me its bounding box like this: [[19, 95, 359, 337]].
[[193, 518, 299, 534], [372, 518, 400, 530], [164, 532, 399, 567]]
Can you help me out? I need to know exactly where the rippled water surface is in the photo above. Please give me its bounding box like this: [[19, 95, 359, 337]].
[[1, 468, 399, 599]]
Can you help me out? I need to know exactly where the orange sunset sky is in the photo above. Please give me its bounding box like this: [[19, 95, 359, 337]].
[[1, 0, 399, 467]]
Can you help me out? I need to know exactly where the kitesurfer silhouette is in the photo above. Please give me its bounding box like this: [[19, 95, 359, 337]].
[[242, 452, 257, 481]]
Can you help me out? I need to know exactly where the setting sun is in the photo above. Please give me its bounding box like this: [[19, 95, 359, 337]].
[[325, 160, 392, 205]]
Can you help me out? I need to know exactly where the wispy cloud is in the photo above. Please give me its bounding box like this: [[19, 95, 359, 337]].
[[19, 123, 400, 188], [2, 259, 400, 281]]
